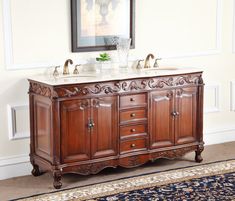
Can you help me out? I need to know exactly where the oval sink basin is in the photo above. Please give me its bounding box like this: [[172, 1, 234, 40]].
[[156, 67, 178, 70], [57, 74, 97, 78], [138, 67, 178, 71]]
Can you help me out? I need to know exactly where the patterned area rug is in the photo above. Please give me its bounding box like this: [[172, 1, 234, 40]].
[[15, 160, 235, 201]]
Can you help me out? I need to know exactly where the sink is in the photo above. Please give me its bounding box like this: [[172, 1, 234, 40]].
[[56, 74, 97, 78], [137, 67, 178, 71], [156, 67, 178, 70]]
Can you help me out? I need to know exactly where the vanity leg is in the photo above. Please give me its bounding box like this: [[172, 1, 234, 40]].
[[31, 164, 42, 177], [53, 170, 62, 189], [195, 144, 204, 163]]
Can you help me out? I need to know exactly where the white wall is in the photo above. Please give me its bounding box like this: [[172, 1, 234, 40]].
[[0, 0, 235, 180]]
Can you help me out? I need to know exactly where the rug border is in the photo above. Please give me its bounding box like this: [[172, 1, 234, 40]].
[[11, 158, 235, 201]]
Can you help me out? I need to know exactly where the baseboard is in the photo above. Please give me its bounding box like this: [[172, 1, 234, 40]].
[[0, 127, 235, 181], [0, 154, 31, 180], [204, 126, 235, 145]]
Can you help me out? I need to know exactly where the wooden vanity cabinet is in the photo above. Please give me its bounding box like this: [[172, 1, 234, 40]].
[[28, 72, 204, 189], [149, 86, 198, 149], [60, 97, 118, 163]]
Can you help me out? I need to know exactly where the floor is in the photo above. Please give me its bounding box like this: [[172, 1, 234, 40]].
[[0, 142, 234, 201]]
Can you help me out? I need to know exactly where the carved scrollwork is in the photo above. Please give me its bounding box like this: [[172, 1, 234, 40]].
[[92, 99, 100, 108], [122, 80, 147, 91], [79, 100, 90, 110], [166, 91, 174, 98], [53, 169, 62, 189], [152, 146, 197, 160], [63, 87, 81, 97], [29, 73, 203, 98], [175, 75, 201, 86], [29, 83, 55, 98], [57, 83, 121, 98], [128, 156, 140, 166], [68, 161, 116, 175], [148, 77, 174, 89]]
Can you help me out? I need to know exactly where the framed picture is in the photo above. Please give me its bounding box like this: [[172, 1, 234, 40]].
[[71, 0, 135, 52]]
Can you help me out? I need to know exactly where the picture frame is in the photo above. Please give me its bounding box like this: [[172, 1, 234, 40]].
[[71, 0, 135, 52]]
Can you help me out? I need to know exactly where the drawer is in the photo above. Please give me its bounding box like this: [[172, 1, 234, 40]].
[[120, 94, 147, 109], [120, 138, 147, 154], [120, 124, 147, 138], [120, 109, 147, 123]]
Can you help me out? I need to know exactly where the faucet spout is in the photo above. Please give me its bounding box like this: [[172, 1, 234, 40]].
[[63, 59, 73, 75], [144, 54, 155, 68]]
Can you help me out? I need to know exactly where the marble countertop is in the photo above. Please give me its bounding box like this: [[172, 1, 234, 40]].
[[28, 67, 203, 86]]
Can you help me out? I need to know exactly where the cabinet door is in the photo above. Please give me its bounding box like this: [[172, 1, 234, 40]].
[[175, 87, 197, 145], [91, 97, 118, 159], [61, 99, 90, 163], [150, 90, 175, 149]]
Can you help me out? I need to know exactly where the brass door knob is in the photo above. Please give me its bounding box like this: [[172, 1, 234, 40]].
[[131, 128, 136, 132], [130, 113, 136, 117], [130, 143, 136, 148], [130, 98, 135, 102]]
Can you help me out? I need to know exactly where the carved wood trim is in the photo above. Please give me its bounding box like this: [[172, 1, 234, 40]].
[[151, 146, 198, 160], [29, 83, 55, 98], [29, 73, 203, 98], [63, 161, 117, 175]]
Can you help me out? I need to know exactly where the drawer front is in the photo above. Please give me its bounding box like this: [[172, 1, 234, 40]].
[[120, 94, 147, 108], [120, 124, 147, 137], [120, 109, 147, 123], [120, 138, 147, 154]]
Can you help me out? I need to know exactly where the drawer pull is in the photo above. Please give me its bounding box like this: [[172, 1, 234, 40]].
[[130, 113, 136, 117], [130, 143, 136, 148], [130, 98, 135, 102], [131, 128, 136, 132], [171, 111, 180, 117]]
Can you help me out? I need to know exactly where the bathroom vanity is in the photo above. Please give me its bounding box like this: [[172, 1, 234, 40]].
[[28, 68, 204, 189]]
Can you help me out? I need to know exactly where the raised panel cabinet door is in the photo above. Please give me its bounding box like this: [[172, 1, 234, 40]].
[[175, 87, 197, 145], [61, 99, 91, 163], [91, 97, 118, 159], [150, 90, 175, 149]]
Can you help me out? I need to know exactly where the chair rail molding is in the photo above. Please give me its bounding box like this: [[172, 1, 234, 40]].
[[2, 0, 222, 69], [7, 104, 30, 140], [204, 84, 220, 113]]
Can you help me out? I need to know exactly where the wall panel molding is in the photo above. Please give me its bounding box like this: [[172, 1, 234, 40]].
[[0, 154, 30, 180], [2, 0, 222, 69], [233, 0, 235, 53], [230, 81, 235, 111], [204, 126, 235, 145], [204, 84, 220, 113], [7, 104, 30, 140]]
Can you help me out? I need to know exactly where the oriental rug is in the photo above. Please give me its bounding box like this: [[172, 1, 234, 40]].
[[14, 160, 235, 201]]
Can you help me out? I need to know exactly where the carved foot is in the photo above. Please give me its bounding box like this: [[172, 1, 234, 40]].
[[195, 144, 204, 163], [31, 164, 42, 177], [53, 170, 62, 189]]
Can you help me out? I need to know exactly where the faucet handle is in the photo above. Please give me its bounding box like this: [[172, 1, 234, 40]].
[[73, 64, 81, 74], [136, 59, 144, 69], [153, 58, 162, 68], [53, 66, 60, 77]]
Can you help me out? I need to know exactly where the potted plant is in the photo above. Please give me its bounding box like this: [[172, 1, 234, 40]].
[[96, 53, 111, 71]]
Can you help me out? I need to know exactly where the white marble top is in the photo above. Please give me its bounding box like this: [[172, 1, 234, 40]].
[[28, 67, 203, 86]]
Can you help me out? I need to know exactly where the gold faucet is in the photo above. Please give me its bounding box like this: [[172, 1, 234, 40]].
[[63, 59, 73, 75], [144, 54, 155, 68]]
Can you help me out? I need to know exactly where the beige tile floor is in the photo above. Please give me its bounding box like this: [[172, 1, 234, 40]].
[[0, 141, 234, 201]]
